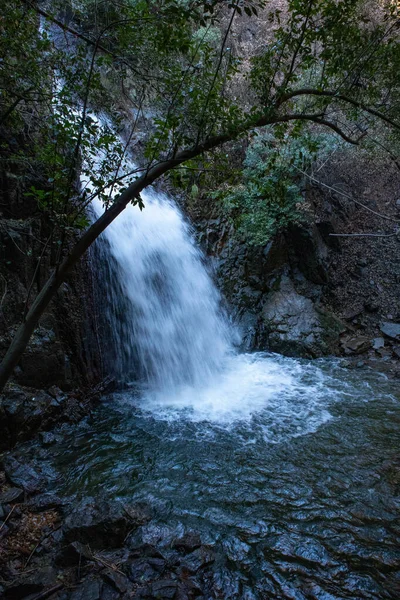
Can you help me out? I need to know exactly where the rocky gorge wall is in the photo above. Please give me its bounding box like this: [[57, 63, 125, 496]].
[[0, 132, 106, 449], [186, 150, 400, 374]]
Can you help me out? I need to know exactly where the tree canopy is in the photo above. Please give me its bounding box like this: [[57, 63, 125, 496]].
[[0, 0, 399, 390]]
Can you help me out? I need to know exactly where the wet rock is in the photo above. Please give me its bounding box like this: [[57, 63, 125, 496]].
[[172, 532, 202, 554], [151, 579, 178, 599], [372, 337, 385, 350], [64, 498, 148, 548], [0, 486, 24, 504], [103, 569, 130, 594], [261, 275, 343, 357], [27, 492, 63, 512], [3, 455, 44, 492], [341, 336, 371, 355], [380, 322, 400, 340], [180, 546, 215, 574], [70, 578, 102, 600]]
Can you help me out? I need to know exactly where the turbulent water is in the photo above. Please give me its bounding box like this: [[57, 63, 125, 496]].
[[91, 185, 232, 390], [60, 154, 400, 598]]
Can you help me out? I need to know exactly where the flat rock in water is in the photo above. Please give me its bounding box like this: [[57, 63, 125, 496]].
[[380, 322, 400, 340]]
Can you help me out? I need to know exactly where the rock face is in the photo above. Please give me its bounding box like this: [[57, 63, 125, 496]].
[[261, 275, 343, 357], [0, 187, 102, 392], [186, 155, 400, 365], [190, 208, 344, 357], [0, 384, 93, 450], [63, 498, 151, 548]]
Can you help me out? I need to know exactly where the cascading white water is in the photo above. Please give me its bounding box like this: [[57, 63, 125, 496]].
[[91, 156, 335, 438], [89, 127, 339, 437], [92, 179, 233, 392]]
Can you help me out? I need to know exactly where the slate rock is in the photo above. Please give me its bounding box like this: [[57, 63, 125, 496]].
[[70, 578, 102, 600], [393, 346, 400, 359], [372, 337, 385, 350], [40, 431, 63, 446], [64, 498, 149, 548], [0, 487, 24, 504], [103, 569, 130, 594], [101, 583, 121, 600], [341, 336, 370, 355], [172, 532, 202, 554], [180, 547, 215, 574], [57, 541, 93, 566], [128, 557, 166, 583], [151, 579, 178, 599], [3, 456, 44, 493], [380, 322, 400, 340]]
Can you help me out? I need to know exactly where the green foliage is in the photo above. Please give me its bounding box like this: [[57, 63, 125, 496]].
[[1, 0, 399, 258], [219, 129, 341, 245]]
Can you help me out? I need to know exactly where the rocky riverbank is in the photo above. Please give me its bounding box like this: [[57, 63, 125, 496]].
[[0, 435, 217, 600]]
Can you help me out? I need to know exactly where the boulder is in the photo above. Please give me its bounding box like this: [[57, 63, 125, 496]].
[[261, 275, 343, 357]]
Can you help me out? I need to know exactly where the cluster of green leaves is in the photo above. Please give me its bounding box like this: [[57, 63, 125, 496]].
[[250, 0, 400, 125], [214, 128, 342, 246]]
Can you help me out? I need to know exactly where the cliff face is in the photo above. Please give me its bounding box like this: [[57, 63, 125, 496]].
[[0, 135, 101, 392], [186, 150, 400, 371]]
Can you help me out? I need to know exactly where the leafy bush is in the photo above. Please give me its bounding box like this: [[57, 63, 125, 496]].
[[219, 129, 341, 245]]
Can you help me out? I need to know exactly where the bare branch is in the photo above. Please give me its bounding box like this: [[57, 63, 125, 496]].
[[296, 168, 400, 223], [278, 88, 400, 132]]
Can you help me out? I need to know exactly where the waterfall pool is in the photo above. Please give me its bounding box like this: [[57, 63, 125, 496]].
[[42, 354, 400, 599]]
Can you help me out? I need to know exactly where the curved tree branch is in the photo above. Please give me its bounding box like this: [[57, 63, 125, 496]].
[[278, 88, 400, 131]]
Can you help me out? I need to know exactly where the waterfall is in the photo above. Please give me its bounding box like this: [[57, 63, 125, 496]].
[[91, 175, 234, 392]]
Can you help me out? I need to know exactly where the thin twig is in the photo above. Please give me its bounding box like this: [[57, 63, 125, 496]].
[[329, 232, 398, 238], [0, 504, 16, 531], [297, 168, 400, 223], [28, 584, 64, 600]]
